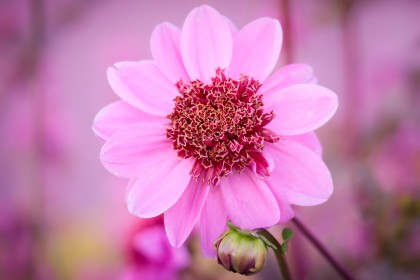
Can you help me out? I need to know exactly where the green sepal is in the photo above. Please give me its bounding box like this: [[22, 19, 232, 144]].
[[281, 228, 294, 253], [226, 221, 277, 250], [255, 231, 278, 250], [227, 221, 241, 232]]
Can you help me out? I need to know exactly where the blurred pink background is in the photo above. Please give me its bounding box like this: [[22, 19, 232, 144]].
[[1, 0, 419, 279]]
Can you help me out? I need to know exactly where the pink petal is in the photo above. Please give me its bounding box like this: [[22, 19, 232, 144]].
[[126, 157, 194, 218], [220, 170, 280, 229], [278, 200, 294, 223], [181, 5, 232, 82], [200, 186, 228, 257], [259, 64, 315, 98], [150, 23, 189, 83], [93, 101, 166, 141], [265, 84, 338, 135], [107, 61, 177, 116], [266, 181, 295, 223], [100, 123, 172, 178], [133, 226, 167, 261], [250, 151, 275, 178], [228, 18, 282, 81], [285, 132, 322, 157], [164, 178, 210, 247], [265, 140, 333, 206]]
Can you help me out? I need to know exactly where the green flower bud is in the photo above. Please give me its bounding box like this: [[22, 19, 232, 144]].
[[213, 229, 268, 275]]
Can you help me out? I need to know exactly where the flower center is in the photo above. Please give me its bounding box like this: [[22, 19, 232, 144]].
[[167, 69, 279, 186]]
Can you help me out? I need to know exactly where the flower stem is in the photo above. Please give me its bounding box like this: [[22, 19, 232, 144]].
[[292, 217, 355, 280], [257, 229, 293, 280]]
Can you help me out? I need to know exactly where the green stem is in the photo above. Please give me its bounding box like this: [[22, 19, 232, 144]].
[[257, 229, 293, 280]]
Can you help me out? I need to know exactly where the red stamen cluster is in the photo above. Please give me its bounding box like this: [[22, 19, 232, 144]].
[[167, 69, 279, 186]]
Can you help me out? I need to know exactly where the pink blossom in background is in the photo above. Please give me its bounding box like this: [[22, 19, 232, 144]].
[[121, 217, 190, 280], [93, 5, 338, 257]]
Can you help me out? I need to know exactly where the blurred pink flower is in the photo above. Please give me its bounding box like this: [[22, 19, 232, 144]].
[[93, 5, 338, 256], [121, 217, 189, 280]]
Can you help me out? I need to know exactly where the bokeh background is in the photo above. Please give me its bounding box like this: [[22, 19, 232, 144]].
[[1, 0, 419, 279]]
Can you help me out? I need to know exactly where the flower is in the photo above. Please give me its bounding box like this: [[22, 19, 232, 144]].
[[214, 227, 268, 275], [93, 5, 338, 257], [121, 217, 190, 280]]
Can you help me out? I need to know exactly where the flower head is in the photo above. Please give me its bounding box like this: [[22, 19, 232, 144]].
[[168, 69, 278, 185], [122, 217, 190, 280], [93, 5, 338, 257]]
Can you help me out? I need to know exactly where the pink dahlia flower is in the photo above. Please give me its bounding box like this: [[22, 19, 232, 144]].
[[121, 217, 190, 280], [93, 5, 338, 257]]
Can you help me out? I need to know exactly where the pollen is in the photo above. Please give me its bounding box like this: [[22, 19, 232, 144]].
[[167, 69, 279, 186]]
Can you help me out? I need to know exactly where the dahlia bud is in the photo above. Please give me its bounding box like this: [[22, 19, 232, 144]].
[[213, 227, 268, 275]]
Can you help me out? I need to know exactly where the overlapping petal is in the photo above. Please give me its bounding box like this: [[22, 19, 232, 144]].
[[228, 18, 282, 81], [220, 170, 280, 229], [126, 157, 194, 218], [200, 186, 228, 257], [181, 5, 232, 82], [107, 61, 177, 116], [250, 150, 275, 178], [265, 84, 338, 135], [273, 192, 295, 223], [93, 101, 166, 141], [100, 123, 171, 178], [165, 178, 210, 247], [260, 63, 315, 98], [151, 22, 189, 83], [265, 140, 333, 206], [285, 132, 322, 157]]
